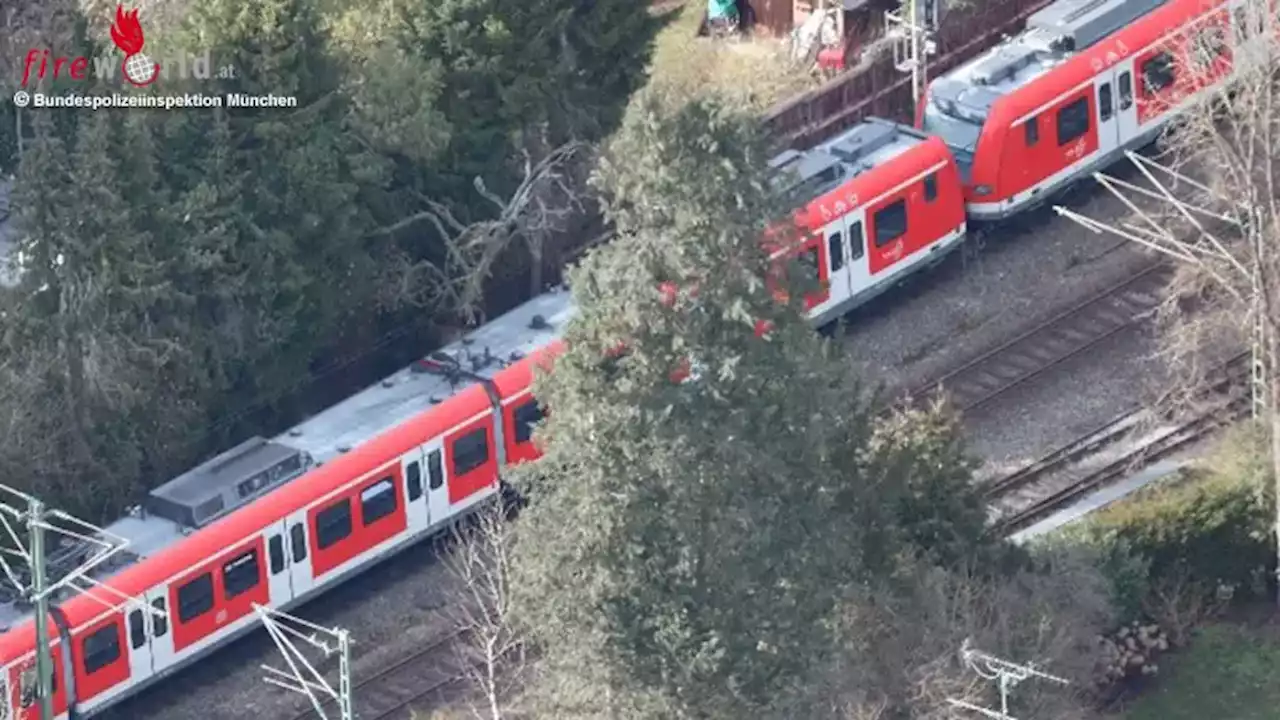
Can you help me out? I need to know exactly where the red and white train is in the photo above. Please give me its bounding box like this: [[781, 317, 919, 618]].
[[920, 0, 1245, 219], [0, 0, 1254, 714]]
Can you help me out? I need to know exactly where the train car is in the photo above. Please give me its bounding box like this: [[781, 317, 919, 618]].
[[920, 0, 1241, 221], [769, 118, 968, 326], [0, 290, 574, 719], [0, 120, 965, 720]]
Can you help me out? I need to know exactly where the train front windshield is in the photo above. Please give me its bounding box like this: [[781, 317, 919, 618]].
[[921, 101, 979, 183]]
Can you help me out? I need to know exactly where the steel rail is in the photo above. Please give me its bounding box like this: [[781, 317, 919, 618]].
[[988, 350, 1251, 537], [902, 262, 1173, 413], [284, 626, 472, 720]]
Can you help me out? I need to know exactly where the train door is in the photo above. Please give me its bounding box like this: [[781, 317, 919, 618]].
[[141, 586, 176, 671], [284, 509, 318, 598], [402, 449, 429, 533], [821, 218, 853, 307], [1094, 69, 1120, 157], [1114, 64, 1140, 144], [424, 441, 449, 527], [126, 600, 156, 682], [264, 521, 293, 603], [841, 211, 872, 297]]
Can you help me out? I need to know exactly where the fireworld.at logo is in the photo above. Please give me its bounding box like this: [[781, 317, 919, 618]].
[[19, 4, 235, 88], [109, 5, 159, 86]]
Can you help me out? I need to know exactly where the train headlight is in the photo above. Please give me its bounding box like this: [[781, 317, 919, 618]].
[[974, 185, 993, 196]]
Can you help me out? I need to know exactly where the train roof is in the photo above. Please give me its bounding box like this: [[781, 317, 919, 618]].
[[922, 0, 1170, 149], [770, 118, 933, 208], [0, 286, 577, 638], [281, 289, 574, 465]]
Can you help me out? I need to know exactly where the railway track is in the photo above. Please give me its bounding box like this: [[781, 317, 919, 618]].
[[285, 627, 473, 720], [986, 350, 1252, 537], [903, 262, 1174, 413]]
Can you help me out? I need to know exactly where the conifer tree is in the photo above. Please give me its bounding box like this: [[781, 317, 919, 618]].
[[4, 105, 171, 513], [510, 96, 978, 719], [167, 0, 381, 422]]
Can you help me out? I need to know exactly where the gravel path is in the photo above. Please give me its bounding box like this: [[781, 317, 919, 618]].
[[111, 179, 1174, 720]]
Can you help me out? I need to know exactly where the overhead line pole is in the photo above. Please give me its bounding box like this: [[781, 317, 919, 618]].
[[887, 0, 936, 119], [29, 497, 53, 720], [0, 484, 140, 720]]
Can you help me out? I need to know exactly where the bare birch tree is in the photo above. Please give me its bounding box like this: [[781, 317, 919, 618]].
[[1053, 0, 1280, 598], [442, 502, 527, 720]]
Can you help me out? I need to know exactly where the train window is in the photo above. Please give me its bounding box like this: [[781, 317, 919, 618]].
[[1099, 83, 1113, 121], [453, 429, 490, 476], [19, 663, 57, 707], [82, 623, 121, 675], [1056, 97, 1090, 145], [873, 199, 907, 247], [923, 174, 938, 202], [152, 598, 168, 637], [1194, 25, 1227, 71], [407, 461, 423, 501], [514, 400, 544, 444], [177, 573, 214, 623], [316, 499, 353, 549], [428, 450, 444, 490], [1119, 72, 1133, 110], [1234, 4, 1262, 43], [129, 609, 145, 649], [849, 221, 865, 261], [361, 477, 398, 526], [1024, 116, 1039, 146], [828, 232, 844, 271], [1142, 52, 1175, 94], [269, 535, 286, 575], [222, 549, 261, 599], [797, 247, 820, 283], [290, 522, 308, 562]]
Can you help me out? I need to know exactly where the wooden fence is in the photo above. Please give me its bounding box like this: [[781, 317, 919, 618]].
[[487, 0, 1057, 314], [763, 0, 1055, 148]]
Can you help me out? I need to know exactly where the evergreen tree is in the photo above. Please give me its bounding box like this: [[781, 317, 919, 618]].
[[873, 402, 1023, 571], [166, 0, 382, 427], [3, 104, 177, 515], [331, 0, 661, 256], [510, 97, 983, 719]]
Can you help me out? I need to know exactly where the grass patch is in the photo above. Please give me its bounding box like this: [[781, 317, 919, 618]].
[[644, 3, 822, 112], [1123, 621, 1280, 720]]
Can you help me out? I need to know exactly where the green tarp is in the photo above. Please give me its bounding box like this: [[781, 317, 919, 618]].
[[708, 0, 738, 20]]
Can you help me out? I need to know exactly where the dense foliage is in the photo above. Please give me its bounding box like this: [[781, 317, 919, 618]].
[[505, 96, 1082, 720], [1079, 426, 1275, 622], [0, 0, 660, 520]]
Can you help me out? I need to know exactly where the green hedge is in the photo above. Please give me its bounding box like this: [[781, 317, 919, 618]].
[[1070, 425, 1275, 620]]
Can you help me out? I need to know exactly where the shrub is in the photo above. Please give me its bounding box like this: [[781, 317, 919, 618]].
[[1073, 424, 1274, 626]]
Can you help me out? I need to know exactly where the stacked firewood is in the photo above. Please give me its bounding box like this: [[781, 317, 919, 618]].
[[1094, 621, 1171, 686]]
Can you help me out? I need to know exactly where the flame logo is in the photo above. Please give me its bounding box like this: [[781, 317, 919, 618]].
[[109, 5, 160, 87], [109, 5, 145, 55]]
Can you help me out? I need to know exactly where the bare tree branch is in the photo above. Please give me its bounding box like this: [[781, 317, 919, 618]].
[[370, 141, 590, 322], [442, 503, 528, 720]]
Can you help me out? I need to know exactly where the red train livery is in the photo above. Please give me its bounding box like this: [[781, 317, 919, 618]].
[[0, 114, 966, 718], [921, 0, 1242, 220], [0, 0, 1258, 713], [770, 118, 967, 326]]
